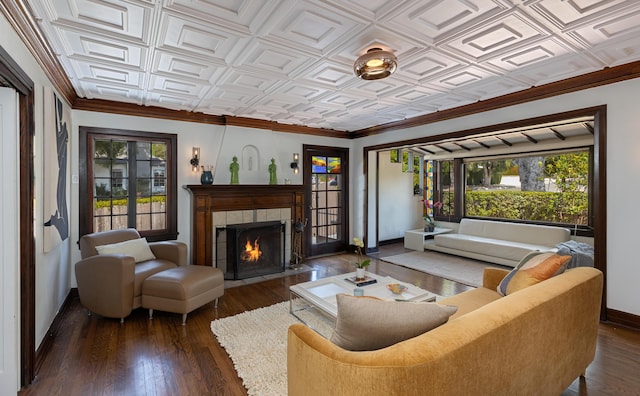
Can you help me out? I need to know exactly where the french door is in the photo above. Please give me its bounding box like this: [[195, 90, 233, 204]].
[[304, 145, 349, 257]]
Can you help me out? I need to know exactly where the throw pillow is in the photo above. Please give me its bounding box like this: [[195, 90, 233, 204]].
[[95, 238, 156, 263], [497, 251, 571, 296], [329, 294, 457, 351]]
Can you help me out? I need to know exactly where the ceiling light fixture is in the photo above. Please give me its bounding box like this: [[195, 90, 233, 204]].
[[354, 47, 397, 80]]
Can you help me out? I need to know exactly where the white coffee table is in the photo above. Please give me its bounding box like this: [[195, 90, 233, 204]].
[[289, 272, 437, 325]]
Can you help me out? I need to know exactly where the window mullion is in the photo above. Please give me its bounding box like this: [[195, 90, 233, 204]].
[[127, 141, 137, 228]]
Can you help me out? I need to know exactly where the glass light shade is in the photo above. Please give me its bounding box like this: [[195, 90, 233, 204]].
[[291, 153, 299, 174], [354, 48, 397, 80], [191, 147, 200, 172]]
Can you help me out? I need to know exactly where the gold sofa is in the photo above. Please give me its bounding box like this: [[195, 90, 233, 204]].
[[288, 266, 603, 395]]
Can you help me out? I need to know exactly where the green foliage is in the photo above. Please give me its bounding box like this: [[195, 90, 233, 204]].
[[94, 139, 127, 158], [95, 195, 166, 209], [151, 142, 166, 160], [544, 152, 589, 193], [432, 150, 590, 225], [440, 190, 455, 216], [402, 151, 409, 172], [465, 190, 588, 224], [413, 156, 420, 193], [440, 160, 453, 187], [466, 160, 513, 186]]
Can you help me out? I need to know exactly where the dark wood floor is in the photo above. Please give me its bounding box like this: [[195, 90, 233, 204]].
[[20, 243, 640, 396]]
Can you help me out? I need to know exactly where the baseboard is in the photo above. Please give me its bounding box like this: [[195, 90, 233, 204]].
[[34, 288, 78, 374], [379, 237, 403, 246], [606, 308, 640, 331]]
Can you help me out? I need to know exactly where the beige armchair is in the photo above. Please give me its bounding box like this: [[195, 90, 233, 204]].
[[75, 228, 187, 322]]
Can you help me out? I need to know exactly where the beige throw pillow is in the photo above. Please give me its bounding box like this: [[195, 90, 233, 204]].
[[329, 294, 457, 351], [95, 238, 156, 263]]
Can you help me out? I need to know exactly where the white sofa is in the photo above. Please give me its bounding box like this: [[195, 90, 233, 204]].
[[424, 218, 570, 267]]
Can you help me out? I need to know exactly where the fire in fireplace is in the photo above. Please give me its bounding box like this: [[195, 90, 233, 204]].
[[242, 238, 262, 262], [221, 221, 285, 280]]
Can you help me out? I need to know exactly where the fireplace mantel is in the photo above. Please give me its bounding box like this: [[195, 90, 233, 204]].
[[184, 184, 304, 266]]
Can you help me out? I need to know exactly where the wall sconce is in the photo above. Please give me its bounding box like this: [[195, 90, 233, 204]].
[[190, 147, 200, 172], [290, 153, 299, 174]]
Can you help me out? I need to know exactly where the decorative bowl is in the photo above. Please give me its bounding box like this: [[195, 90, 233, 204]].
[[387, 283, 408, 295]]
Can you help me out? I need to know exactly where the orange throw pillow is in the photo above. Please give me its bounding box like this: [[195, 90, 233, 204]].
[[497, 251, 571, 296]]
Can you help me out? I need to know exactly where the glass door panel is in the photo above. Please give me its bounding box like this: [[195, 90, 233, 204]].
[[305, 147, 348, 256]]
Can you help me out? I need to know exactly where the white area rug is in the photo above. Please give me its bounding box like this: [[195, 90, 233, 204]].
[[210, 302, 333, 396], [380, 251, 508, 287]]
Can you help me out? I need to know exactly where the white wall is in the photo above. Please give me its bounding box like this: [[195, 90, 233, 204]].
[[2, 11, 640, 363], [354, 78, 640, 318], [0, 14, 74, 350], [377, 151, 423, 241], [70, 111, 350, 284]]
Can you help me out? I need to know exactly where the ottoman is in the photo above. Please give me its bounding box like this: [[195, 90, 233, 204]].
[[142, 265, 224, 324]]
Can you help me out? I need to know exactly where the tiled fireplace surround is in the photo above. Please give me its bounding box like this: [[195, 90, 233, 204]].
[[185, 185, 304, 268], [212, 208, 292, 276]]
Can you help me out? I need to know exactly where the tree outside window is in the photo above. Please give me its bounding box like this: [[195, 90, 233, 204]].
[[460, 150, 590, 226]]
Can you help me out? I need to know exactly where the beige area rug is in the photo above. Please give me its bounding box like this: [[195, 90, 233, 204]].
[[380, 251, 509, 287], [224, 264, 314, 289], [210, 302, 333, 396]]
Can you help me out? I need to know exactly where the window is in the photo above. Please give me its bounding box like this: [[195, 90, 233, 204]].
[[310, 155, 343, 243], [79, 127, 178, 241], [389, 149, 400, 163], [432, 149, 592, 232], [435, 159, 456, 219], [463, 150, 590, 225], [412, 154, 421, 194], [111, 170, 123, 189], [153, 170, 166, 189]]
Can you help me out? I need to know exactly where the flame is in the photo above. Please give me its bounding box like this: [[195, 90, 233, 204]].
[[241, 238, 262, 262]]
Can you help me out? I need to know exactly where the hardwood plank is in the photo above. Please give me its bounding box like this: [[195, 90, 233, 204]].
[[19, 244, 640, 395]]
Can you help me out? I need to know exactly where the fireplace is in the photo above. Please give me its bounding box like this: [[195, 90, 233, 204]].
[[185, 185, 304, 267], [217, 221, 285, 280]]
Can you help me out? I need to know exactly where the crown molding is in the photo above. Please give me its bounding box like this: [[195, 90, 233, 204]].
[[352, 61, 640, 138], [224, 115, 347, 138], [73, 97, 348, 138], [5, 2, 640, 139], [73, 97, 227, 125], [0, 0, 75, 105]]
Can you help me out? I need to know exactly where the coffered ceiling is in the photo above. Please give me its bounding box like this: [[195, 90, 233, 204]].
[[21, 0, 640, 132]]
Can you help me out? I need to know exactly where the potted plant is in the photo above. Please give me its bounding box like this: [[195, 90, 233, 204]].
[[421, 199, 442, 232], [353, 237, 370, 280]]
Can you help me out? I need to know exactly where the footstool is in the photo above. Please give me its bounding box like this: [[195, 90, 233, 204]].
[[142, 265, 224, 324]]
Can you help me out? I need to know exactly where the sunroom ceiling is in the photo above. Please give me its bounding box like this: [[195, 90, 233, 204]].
[[21, 0, 640, 132], [403, 117, 594, 160]]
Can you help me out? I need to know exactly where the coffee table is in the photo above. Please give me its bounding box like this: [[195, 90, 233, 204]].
[[289, 272, 437, 328]]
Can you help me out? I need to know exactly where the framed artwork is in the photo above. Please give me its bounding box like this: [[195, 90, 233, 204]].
[[43, 88, 70, 252]]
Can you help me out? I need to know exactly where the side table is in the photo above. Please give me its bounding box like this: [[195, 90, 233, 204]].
[[404, 227, 452, 250]]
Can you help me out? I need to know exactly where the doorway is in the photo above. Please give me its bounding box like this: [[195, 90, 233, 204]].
[[0, 87, 19, 394], [0, 45, 36, 388], [303, 145, 349, 257]]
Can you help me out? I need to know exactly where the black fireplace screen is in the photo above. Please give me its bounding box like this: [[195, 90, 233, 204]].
[[221, 221, 285, 280]]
